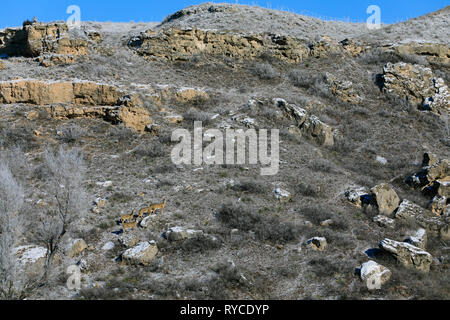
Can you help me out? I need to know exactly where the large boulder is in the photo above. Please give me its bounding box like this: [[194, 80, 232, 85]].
[[165, 226, 204, 241], [359, 261, 391, 290], [396, 199, 447, 235], [122, 241, 159, 266], [300, 116, 334, 147], [379, 238, 433, 272], [370, 183, 400, 216]]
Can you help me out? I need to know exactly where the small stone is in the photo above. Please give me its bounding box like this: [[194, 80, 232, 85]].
[[306, 237, 327, 251], [273, 188, 292, 203], [102, 242, 115, 251]]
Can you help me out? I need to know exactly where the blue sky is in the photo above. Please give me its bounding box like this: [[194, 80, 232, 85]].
[[0, 0, 448, 28]]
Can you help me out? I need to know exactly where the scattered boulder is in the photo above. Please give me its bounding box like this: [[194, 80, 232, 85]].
[[300, 116, 334, 147], [345, 187, 370, 207], [273, 98, 307, 126], [273, 188, 292, 203], [140, 215, 157, 228], [359, 260, 392, 290], [370, 183, 400, 216], [396, 199, 428, 220], [373, 215, 395, 228], [430, 195, 448, 216], [102, 242, 115, 251], [306, 237, 327, 251], [396, 199, 447, 235], [66, 239, 87, 258], [0, 61, 4, 70], [404, 228, 427, 250], [379, 238, 433, 272], [165, 226, 203, 241], [320, 219, 334, 227], [118, 233, 139, 248], [122, 241, 158, 266]]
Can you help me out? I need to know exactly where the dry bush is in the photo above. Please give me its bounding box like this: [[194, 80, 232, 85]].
[[0, 161, 27, 299], [57, 124, 87, 143], [230, 180, 267, 194], [133, 142, 165, 158], [217, 203, 298, 243], [249, 62, 278, 80]]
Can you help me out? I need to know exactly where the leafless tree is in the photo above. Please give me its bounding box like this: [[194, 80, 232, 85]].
[[32, 147, 88, 282], [0, 162, 25, 299]]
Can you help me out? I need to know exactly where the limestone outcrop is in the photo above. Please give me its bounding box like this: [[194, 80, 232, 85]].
[[0, 22, 88, 63], [382, 62, 449, 114], [0, 80, 152, 132], [129, 28, 310, 63]]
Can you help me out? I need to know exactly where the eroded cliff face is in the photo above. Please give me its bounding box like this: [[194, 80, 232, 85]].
[[128, 28, 311, 62], [0, 22, 88, 65], [0, 80, 125, 105]]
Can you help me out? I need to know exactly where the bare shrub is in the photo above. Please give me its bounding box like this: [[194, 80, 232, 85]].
[[57, 125, 87, 143], [288, 70, 332, 98], [230, 180, 267, 194], [249, 62, 278, 80], [133, 142, 165, 158], [108, 125, 137, 142], [0, 126, 38, 151], [295, 182, 320, 198], [0, 162, 27, 299], [182, 109, 213, 125], [288, 69, 311, 88], [217, 203, 298, 243]]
